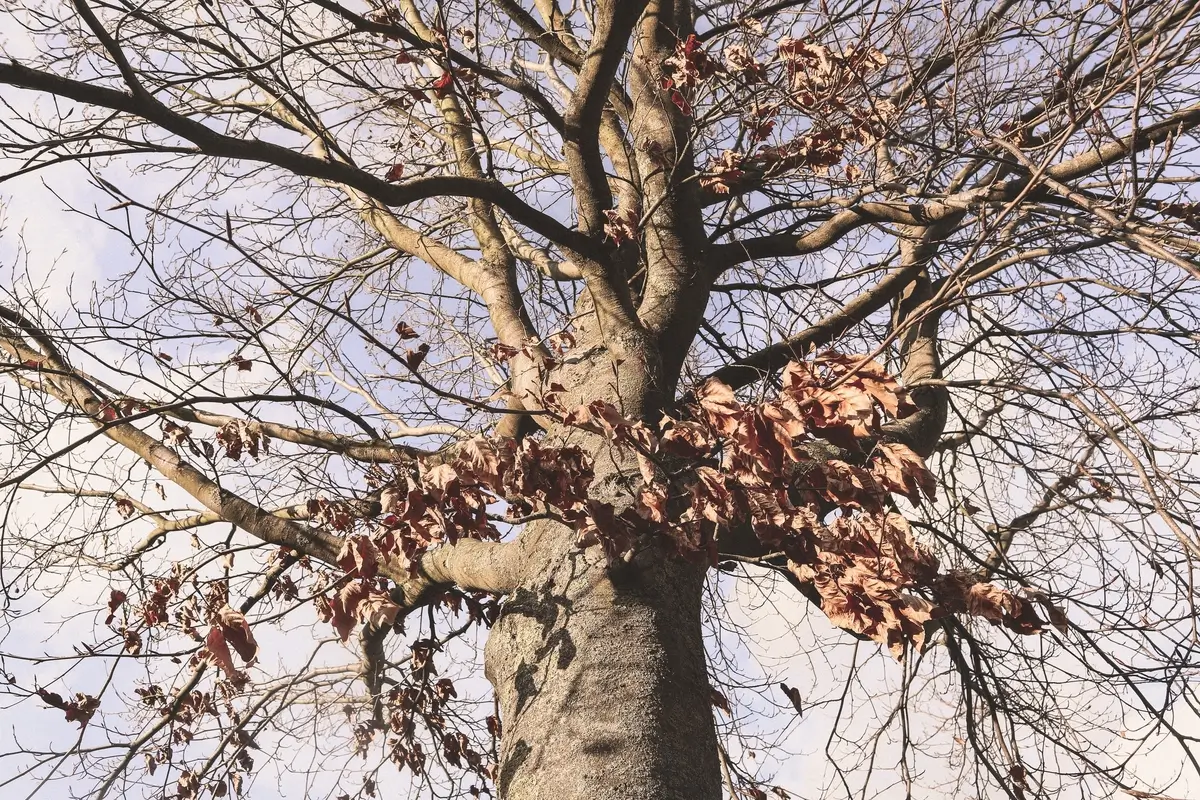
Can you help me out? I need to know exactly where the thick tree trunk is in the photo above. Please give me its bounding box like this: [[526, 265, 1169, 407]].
[[484, 522, 721, 800], [480, 310, 721, 799]]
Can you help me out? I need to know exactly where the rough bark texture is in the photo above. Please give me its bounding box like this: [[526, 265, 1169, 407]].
[[7, 2, 1200, 800], [483, 336, 722, 800], [485, 522, 719, 800]]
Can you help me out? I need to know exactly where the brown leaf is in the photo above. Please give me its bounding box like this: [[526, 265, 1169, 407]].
[[432, 70, 454, 98], [709, 687, 732, 715], [37, 688, 100, 729], [205, 628, 240, 678], [965, 582, 1017, 623], [1028, 590, 1069, 634], [778, 682, 803, 715], [434, 678, 457, 702], [488, 342, 521, 364], [178, 771, 200, 800], [337, 535, 380, 580], [692, 466, 733, 525], [105, 589, 126, 625], [357, 591, 401, 629], [1002, 595, 1046, 635], [936, 573, 1046, 635], [695, 378, 740, 419], [217, 606, 258, 663], [405, 343, 430, 371], [870, 442, 937, 504], [815, 460, 884, 509], [546, 330, 575, 355], [700, 150, 746, 194], [663, 34, 722, 90], [602, 208, 639, 245], [323, 581, 399, 640], [114, 498, 135, 519], [162, 421, 192, 446], [327, 582, 368, 641], [637, 483, 669, 524], [659, 417, 715, 458]]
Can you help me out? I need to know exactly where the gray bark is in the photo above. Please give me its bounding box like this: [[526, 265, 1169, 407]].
[[485, 521, 720, 800], [483, 335, 722, 800]]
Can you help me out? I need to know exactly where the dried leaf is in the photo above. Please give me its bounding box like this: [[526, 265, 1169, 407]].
[[337, 535, 380, 580], [709, 687, 732, 715], [405, 343, 430, 371], [37, 688, 100, 729], [870, 442, 937, 504], [432, 71, 453, 98], [210, 605, 258, 672], [602, 208, 639, 245], [778, 683, 803, 715], [105, 589, 126, 626]]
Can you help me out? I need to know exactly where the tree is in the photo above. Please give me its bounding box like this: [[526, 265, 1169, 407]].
[[1, 0, 1199, 797]]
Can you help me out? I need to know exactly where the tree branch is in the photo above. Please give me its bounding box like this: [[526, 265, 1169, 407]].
[[711, 101, 1200, 271], [562, 0, 646, 234], [0, 306, 522, 605], [394, 539, 526, 607], [0, 60, 602, 261], [703, 257, 924, 390], [879, 226, 950, 457]]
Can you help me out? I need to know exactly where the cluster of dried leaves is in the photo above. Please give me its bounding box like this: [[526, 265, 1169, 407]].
[[46, 354, 1059, 792], [545, 351, 1058, 658], [658, 33, 893, 194], [295, 352, 1059, 662]]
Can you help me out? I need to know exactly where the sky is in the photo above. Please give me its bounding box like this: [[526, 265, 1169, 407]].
[[2, 162, 1195, 799], [0, 4, 1197, 800]]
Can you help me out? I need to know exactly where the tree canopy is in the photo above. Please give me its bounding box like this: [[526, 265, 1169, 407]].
[[1, 1, 1200, 799]]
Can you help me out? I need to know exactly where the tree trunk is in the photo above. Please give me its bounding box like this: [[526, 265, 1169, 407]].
[[485, 519, 720, 800], [478, 312, 720, 799]]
